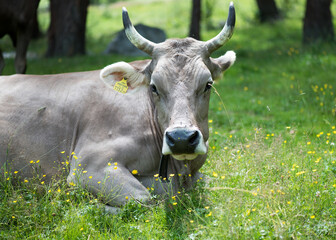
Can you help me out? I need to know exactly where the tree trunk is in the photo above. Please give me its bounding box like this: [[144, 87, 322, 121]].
[[303, 0, 334, 43], [189, 0, 201, 40], [256, 0, 280, 22], [46, 0, 89, 57]]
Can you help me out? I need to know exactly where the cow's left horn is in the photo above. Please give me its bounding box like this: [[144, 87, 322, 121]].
[[205, 2, 235, 55], [122, 7, 156, 56]]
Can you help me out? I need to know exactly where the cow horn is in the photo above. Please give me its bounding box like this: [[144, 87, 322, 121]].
[[122, 7, 156, 56], [205, 2, 235, 55]]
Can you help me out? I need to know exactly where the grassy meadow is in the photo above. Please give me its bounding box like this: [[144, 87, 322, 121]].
[[1, 0, 336, 239]]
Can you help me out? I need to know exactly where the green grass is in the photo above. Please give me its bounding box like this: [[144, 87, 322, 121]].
[[1, 0, 336, 239]]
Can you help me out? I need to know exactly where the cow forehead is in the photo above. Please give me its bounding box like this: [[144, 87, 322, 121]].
[[154, 38, 206, 59], [151, 55, 211, 87], [151, 43, 211, 81]]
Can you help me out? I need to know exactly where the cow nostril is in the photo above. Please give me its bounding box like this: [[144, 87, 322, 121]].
[[188, 131, 199, 146], [166, 132, 175, 147]]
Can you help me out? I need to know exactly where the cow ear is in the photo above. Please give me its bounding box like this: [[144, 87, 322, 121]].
[[100, 60, 150, 90], [210, 51, 236, 79]]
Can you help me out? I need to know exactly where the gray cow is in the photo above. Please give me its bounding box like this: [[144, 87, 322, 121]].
[[0, 3, 236, 209]]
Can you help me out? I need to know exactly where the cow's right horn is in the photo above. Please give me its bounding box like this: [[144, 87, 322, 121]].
[[205, 2, 235, 55], [122, 7, 156, 56]]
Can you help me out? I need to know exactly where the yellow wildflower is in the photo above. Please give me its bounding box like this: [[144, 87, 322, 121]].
[[132, 170, 138, 175], [296, 171, 305, 176]]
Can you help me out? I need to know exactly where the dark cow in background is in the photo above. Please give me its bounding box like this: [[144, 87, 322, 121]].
[[0, 0, 40, 74], [0, 3, 236, 211]]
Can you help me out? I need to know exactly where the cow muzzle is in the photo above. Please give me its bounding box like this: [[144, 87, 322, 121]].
[[162, 127, 207, 160]]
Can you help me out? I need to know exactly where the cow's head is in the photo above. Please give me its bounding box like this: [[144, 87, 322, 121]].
[[100, 2, 236, 161]]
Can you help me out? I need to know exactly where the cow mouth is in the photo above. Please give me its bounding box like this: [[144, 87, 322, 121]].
[[172, 154, 199, 161], [162, 127, 207, 160]]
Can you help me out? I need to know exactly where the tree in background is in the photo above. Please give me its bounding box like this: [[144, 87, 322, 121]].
[[256, 0, 280, 22], [303, 0, 334, 43], [46, 0, 89, 57], [189, 0, 201, 40]]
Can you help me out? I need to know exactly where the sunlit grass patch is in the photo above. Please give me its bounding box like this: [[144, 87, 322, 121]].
[[203, 125, 336, 238]]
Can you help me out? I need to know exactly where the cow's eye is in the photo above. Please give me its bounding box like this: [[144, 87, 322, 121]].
[[150, 84, 159, 95], [204, 81, 213, 92]]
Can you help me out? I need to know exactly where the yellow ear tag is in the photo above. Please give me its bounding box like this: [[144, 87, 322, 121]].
[[113, 78, 128, 94]]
